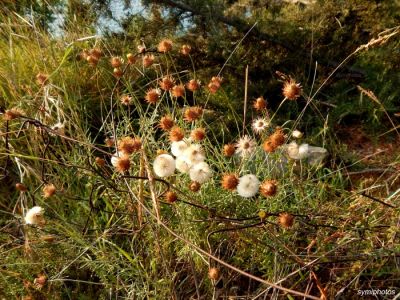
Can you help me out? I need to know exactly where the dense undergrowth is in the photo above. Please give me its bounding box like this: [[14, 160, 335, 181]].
[[1, 9, 400, 300]]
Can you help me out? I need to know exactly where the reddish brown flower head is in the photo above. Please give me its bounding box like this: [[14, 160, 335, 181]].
[[181, 44, 191, 55], [282, 79, 302, 100], [253, 97, 267, 111], [159, 115, 175, 131], [115, 155, 131, 173], [118, 137, 142, 155], [211, 76, 223, 85], [221, 174, 239, 191], [105, 137, 115, 147], [270, 128, 285, 147], [278, 213, 295, 228], [110, 57, 122, 68], [126, 53, 136, 64], [113, 68, 123, 78], [189, 181, 201, 192], [158, 39, 173, 53], [184, 106, 203, 122], [16, 183, 27, 192], [208, 268, 220, 280], [207, 82, 220, 94], [260, 180, 278, 197], [159, 76, 175, 91], [169, 126, 184, 142], [86, 55, 99, 66], [262, 140, 276, 153], [191, 128, 206, 141], [95, 157, 106, 167], [223, 144, 235, 157], [186, 79, 200, 91], [36, 73, 48, 86], [165, 191, 178, 203], [34, 275, 47, 289], [143, 54, 155, 67], [145, 88, 160, 104], [90, 48, 102, 59], [43, 184, 56, 198], [120, 95, 132, 106], [171, 85, 185, 98]]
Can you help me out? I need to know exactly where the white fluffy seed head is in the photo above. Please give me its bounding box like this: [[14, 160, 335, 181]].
[[176, 156, 191, 173], [153, 154, 176, 177], [292, 130, 303, 139], [189, 162, 212, 184], [182, 144, 205, 165], [24, 206, 44, 225], [171, 141, 189, 157], [111, 152, 120, 167], [287, 142, 309, 160], [237, 174, 260, 198]]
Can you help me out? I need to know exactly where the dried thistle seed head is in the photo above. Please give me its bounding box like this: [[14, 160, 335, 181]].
[[169, 126, 185, 142], [110, 57, 122, 68], [115, 155, 131, 173], [159, 115, 175, 131], [120, 94, 133, 106], [126, 53, 136, 64], [221, 174, 239, 191], [211, 76, 223, 85], [258, 210, 267, 220], [190, 128, 206, 141], [158, 39, 173, 53], [278, 213, 295, 228], [165, 191, 178, 203], [90, 48, 102, 59], [262, 139, 276, 153], [292, 129, 303, 139], [105, 137, 115, 147], [43, 184, 56, 198], [189, 181, 201, 192], [36, 73, 48, 86], [113, 68, 123, 77], [270, 128, 285, 147], [143, 54, 155, 67], [137, 45, 146, 53], [145, 88, 160, 104], [171, 85, 185, 98], [282, 78, 302, 100], [34, 275, 47, 289], [159, 76, 175, 91], [95, 157, 106, 167], [207, 82, 220, 94], [181, 44, 191, 55], [186, 79, 200, 91], [16, 183, 27, 192], [253, 96, 267, 111], [223, 144, 235, 157], [86, 55, 99, 66], [184, 106, 203, 122], [208, 267, 220, 280], [3, 108, 23, 121], [118, 137, 142, 154], [260, 180, 278, 197]]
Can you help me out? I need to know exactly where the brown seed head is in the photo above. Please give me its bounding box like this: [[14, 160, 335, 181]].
[[211, 76, 223, 85], [189, 181, 201, 192], [282, 79, 302, 100], [118, 137, 142, 154], [181, 44, 191, 55], [253, 97, 267, 111], [208, 267, 220, 280], [169, 126, 184, 142], [105, 137, 115, 147], [279, 213, 295, 228], [262, 140, 276, 153], [223, 144, 235, 157], [160, 76, 175, 91], [115, 155, 131, 173], [260, 180, 278, 197], [90, 48, 102, 59], [165, 191, 178, 203], [145, 88, 160, 104], [143, 54, 155, 67], [270, 128, 285, 147], [113, 68, 123, 77], [171, 85, 185, 98], [184, 106, 203, 122], [110, 57, 122, 68], [221, 174, 239, 191], [86, 55, 99, 66], [16, 183, 28, 192], [191, 128, 206, 141], [36, 73, 48, 86], [158, 39, 173, 53], [207, 82, 220, 94], [159, 115, 175, 131], [126, 53, 136, 64], [186, 79, 200, 91], [43, 184, 56, 198], [34, 275, 47, 289], [95, 157, 106, 167]]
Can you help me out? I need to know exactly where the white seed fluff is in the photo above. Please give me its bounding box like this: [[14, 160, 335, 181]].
[[182, 144, 205, 165], [153, 154, 176, 177], [237, 174, 260, 198], [189, 162, 212, 184], [24, 206, 44, 225], [287, 142, 309, 160], [292, 129, 303, 139], [176, 156, 191, 173], [171, 141, 189, 157], [111, 151, 120, 167]]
